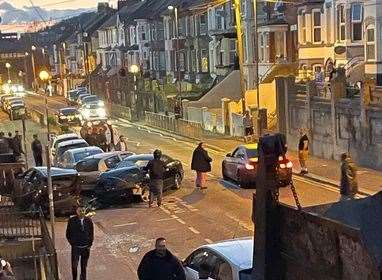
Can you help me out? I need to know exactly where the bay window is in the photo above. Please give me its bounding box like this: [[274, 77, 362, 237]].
[[313, 11, 322, 43], [351, 4, 363, 41], [366, 25, 375, 60], [337, 5, 345, 41]]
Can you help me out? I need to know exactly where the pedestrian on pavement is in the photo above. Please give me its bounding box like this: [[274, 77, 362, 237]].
[[104, 124, 112, 151], [115, 135, 128, 151], [340, 153, 358, 200], [137, 237, 186, 280], [31, 134, 43, 166], [191, 142, 212, 190], [243, 110, 254, 143], [0, 132, 10, 154], [143, 149, 166, 207], [66, 204, 94, 280], [12, 131, 24, 161], [298, 129, 309, 174]]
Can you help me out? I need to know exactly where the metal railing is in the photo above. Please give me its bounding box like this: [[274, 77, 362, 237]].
[[0, 209, 59, 280]]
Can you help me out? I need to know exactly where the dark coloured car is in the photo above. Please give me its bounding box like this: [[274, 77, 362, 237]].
[[222, 143, 292, 188], [95, 154, 184, 204], [14, 167, 80, 215], [75, 151, 134, 192], [57, 107, 82, 125]]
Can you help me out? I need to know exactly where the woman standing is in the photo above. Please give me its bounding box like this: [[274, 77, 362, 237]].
[[191, 142, 212, 190]]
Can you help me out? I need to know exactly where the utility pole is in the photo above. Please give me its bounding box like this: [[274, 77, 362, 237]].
[[253, 0, 262, 137]]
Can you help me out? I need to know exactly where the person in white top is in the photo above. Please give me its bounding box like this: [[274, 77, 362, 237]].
[[115, 135, 128, 151]]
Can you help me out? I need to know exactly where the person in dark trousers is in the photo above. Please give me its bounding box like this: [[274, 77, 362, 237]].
[[137, 237, 186, 280], [143, 149, 166, 207], [12, 131, 24, 161], [191, 142, 212, 190], [340, 153, 358, 200], [66, 205, 94, 280], [31, 134, 43, 166], [0, 132, 9, 154], [298, 129, 309, 174]]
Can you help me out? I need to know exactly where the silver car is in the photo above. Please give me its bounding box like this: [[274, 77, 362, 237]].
[[184, 238, 253, 280], [58, 146, 104, 169], [54, 139, 89, 166]]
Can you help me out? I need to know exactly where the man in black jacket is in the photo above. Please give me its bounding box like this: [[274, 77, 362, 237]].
[[66, 205, 94, 280], [31, 134, 43, 166], [143, 149, 166, 207], [191, 142, 212, 190], [138, 237, 185, 280], [12, 131, 24, 161]]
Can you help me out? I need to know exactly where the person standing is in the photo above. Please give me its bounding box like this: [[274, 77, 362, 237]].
[[31, 134, 43, 166], [243, 110, 254, 143], [115, 135, 128, 151], [298, 129, 309, 174], [137, 237, 186, 280], [0, 132, 9, 154], [191, 142, 212, 190], [143, 149, 166, 207], [66, 205, 94, 280], [12, 131, 24, 161], [340, 153, 358, 200]]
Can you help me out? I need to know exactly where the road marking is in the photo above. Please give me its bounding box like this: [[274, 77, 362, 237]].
[[113, 222, 138, 228], [207, 173, 215, 178], [204, 239, 213, 244], [188, 227, 200, 234], [171, 214, 179, 219], [155, 217, 177, 222], [182, 162, 190, 167], [160, 207, 171, 214], [220, 179, 241, 190], [176, 218, 186, 225]]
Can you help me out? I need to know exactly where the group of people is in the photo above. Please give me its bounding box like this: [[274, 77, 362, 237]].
[[298, 129, 358, 199], [0, 131, 24, 161]]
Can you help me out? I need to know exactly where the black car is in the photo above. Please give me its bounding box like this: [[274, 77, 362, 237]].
[[95, 154, 184, 204], [14, 167, 80, 215], [57, 107, 82, 125]]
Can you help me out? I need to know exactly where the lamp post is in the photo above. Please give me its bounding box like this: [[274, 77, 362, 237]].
[[39, 69, 55, 246], [5, 62, 11, 83], [168, 5, 182, 113], [31, 46, 37, 91], [129, 64, 140, 120]]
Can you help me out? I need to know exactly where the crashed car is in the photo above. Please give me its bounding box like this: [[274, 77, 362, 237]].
[[14, 167, 80, 215], [94, 154, 184, 205]]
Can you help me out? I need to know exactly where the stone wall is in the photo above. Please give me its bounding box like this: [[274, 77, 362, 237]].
[[276, 77, 382, 170]]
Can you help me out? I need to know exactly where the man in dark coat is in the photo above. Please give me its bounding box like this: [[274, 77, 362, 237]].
[[340, 153, 358, 200], [31, 134, 43, 166], [12, 131, 24, 161], [66, 205, 94, 280], [191, 142, 212, 189], [138, 237, 185, 280], [143, 149, 166, 207]]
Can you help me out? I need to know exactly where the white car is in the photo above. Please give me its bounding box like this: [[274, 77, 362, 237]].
[[51, 133, 81, 159], [54, 139, 89, 166], [58, 146, 104, 169], [184, 238, 253, 280]]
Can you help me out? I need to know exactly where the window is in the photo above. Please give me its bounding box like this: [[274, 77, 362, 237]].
[[300, 11, 306, 43], [104, 156, 121, 169], [337, 5, 346, 41], [186, 249, 219, 278], [259, 33, 264, 62], [229, 39, 237, 65], [351, 4, 363, 41], [76, 159, 100, 172], [366, 25, 375, 60], [313, 11, 322, 43]]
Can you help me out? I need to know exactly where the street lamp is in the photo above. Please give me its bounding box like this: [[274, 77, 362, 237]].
[[39, 69, 55, 246], [129, 64, 140, 120], [31, 46, 37, 91], [168, 5, 182, 115], [5, 62, 11, 83]]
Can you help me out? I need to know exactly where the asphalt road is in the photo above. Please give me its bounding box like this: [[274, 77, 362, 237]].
[[20, 94, 348, 279]]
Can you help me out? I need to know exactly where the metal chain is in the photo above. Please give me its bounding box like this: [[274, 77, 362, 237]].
[[290, 181, 302, 210], [271, 188, 280, 206]]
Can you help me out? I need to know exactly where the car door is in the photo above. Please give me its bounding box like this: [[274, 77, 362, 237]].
[[77, 158, 101, 191], [224, 148, 239, 179], [232, 148, 246, 181], [184, 248, 220, 280], [161, 155, 176, 190]]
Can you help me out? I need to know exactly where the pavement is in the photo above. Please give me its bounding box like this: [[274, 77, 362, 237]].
[[7, 93, 380, 279]]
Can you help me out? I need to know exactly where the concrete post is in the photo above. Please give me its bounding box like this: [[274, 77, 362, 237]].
[[221, 98, 231, 135]]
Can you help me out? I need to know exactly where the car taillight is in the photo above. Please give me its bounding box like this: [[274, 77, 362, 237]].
[[280, 160, 293, 169], [245, 163, 255, 170]]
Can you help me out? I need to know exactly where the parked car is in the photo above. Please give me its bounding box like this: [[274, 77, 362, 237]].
[[79, 95, 104, 107], [14, 167, 80, 215], [2, 96, 23, 112], [183, 238, 253, 280], [68, 89, 87, 104], [51, 133, 81, 159], [6, 100, 25, 113], [75, 151, 135, 192], [58, 146, 104, 169], [76, 93, 91, 105], [9, 103, 26, 120], [56, 107, 82, 126], [96, 154, 184, 203], [221, 143, 292, 188], [54, 139, 89, 166]]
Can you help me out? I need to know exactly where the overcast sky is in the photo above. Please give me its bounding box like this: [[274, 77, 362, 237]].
[[7, 0, 117, 10]]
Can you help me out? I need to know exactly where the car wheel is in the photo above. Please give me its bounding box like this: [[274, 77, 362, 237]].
[[222, 163, 229, 180], [237, 171, 247, 188], [173, 173, 182, 189], [140, 185, 150, 203]]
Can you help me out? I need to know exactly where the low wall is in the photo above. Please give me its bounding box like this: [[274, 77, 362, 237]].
[[230, 113, 244, 137], [110, 104, 132, 121]]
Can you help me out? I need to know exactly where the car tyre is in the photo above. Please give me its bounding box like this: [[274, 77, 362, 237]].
[[222, 163, 229, 180], [173, 173, 182, 189]]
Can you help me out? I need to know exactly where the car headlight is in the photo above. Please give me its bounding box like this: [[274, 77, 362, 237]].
[[98, 100, 105, 106], [11, 85, 17, 92], [18, 85, 24, 92], [82, 109, 91, 119], [60, 115, 67, 119], [97, 108, 106, 117]]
